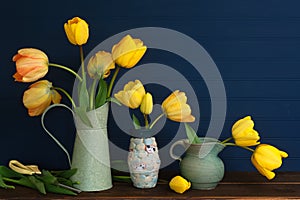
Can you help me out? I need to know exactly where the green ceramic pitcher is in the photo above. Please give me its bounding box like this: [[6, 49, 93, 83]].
[[169, 137, 225, 190]]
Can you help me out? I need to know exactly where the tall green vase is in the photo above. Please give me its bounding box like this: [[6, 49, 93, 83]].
[[41, 103, 112, 192], [71, 102, 112, 192], [170, 138, 225, 190]]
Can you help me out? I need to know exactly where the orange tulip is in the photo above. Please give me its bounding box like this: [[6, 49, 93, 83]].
[[12, 48, 49, 82], [23, 80, 61, 116], [161, 90, 195, 122]]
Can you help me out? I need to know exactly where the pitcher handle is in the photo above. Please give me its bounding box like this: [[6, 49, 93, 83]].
[[41, 103, 74, 167], [169, 139, 187, 162]]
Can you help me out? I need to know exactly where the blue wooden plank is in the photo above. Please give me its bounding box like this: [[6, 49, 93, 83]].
[[3, 0, 300, 172]]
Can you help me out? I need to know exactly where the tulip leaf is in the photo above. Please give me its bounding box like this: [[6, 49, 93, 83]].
[[37, 170, 57, 185], [108, 97, 121, 106], [0, 166, 23, 178], [77, 78, 89, 111], [74, 106, 93, 128], [56, 177, 75, 187], [113, 175, 132, 183], [132, 114, 141, 129], [50, 168, 77, 179], [28, 176, 46, 194], [95, 79, 108, 108], [0, 165, 79, 195], [44, 183, 77, 196], [184, 123, 201, 144]]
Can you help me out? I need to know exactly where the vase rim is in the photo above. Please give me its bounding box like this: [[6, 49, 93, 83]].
[[182, 138, 225, 147]]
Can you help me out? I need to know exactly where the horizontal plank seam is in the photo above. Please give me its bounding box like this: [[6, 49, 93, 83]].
[[220, 182, 300, 185]]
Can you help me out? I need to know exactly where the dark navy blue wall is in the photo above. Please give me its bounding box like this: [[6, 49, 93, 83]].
[[1, 0, 299, 172]]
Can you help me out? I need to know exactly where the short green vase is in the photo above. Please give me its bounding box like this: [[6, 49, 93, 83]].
[[170, 138, 225, 190]]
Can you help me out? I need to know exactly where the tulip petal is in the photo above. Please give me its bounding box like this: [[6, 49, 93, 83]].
[[64, 23, 76, 45], [231, 116, 260, 146], [51, 90, 62, 104], [251, 155, 275, 180], [140, 93, 153, 115], [22, 80, 60, 116], [114, 80, 146, 109], [12, 48, 49, 82], [112, 35, 147, 68], [161, 90, 195, 122], [75, 20, 89, 45], [64, 17, 89, 45], [16, 48, 48, 60], [280, 151, 289, 158]]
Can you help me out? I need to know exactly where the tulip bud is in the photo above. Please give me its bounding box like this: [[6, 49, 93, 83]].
[[140, 93, 153, 115], [64, 17, 89, 45]]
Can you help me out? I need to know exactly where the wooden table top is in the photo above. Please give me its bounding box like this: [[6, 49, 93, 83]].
[[0, 171, 299, 199]]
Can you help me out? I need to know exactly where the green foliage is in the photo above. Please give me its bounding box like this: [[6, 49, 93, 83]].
[[74, 106, 92, 128], [0, 166, 79, 196], [95, 79, 108, 108], [0, 166, 23, 178], [0, 174, 15, 189], [107, 97, 121, 106], [184, 123, 201, 144], [50, 168, 77, 179], [76, 74, 92, 127], [132, 114, 141, 129], [28, 176, 46, 194]]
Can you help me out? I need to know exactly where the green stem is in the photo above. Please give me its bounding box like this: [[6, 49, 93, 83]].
[[223, 142, 255, 152], [49, 63, 82, 82], [149, 113, 165, 129], [144, 114, 149, 128], [53, 87, 76, 108], [79, 45, 85, 79], [221, 137, 233, 144], [3, 177, 35, 189], [89, 79, 98, 110], [2, 177, 19, 184], [107, 66, 120, 98]]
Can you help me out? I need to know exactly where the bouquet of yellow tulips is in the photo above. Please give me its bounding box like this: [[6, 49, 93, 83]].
[[11, 16, 152, 193], [12, 17, 147, 126], [114, 81, 196, 135], [185, 116, 288, 180]]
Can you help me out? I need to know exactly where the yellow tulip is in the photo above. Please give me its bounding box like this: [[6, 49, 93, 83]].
[[87, 51, 115, 79], [140, 92, 153, 115], [64, 17, 89, 45], [23, 80, 61, 116], [232, 116, 260, 146], [161, 90, 195, 122], [112, 35, 147, 68], [251, 144, 288, 180], [114, 80, 146, 109], [169, 175, 191, 194], [12, 48, 48, 82]]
